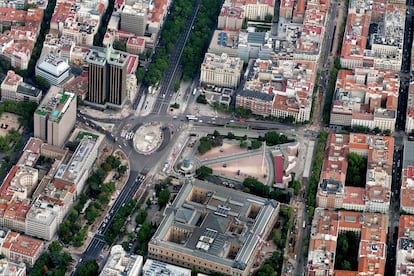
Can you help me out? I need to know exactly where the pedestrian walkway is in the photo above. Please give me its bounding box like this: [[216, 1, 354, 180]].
[[79, 105, 132, 121]]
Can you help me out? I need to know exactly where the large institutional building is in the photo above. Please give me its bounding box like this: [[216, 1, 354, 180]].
[[148, 180, 279, 276], [33, 87, 76, 147]]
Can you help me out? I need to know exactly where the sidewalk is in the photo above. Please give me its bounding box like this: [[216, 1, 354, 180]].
[[79, 105, 132, 121], [168, 81, 193, 116]]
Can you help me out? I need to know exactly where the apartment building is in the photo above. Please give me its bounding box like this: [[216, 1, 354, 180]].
[[316, 134, 349, 208], [330, 68, 399, 132], [307, 209, 388, 275], [63, 76, 88, 100], [121, 3, 147, 36], [0, 70, 42, 103], [396, 215, 414, 276], [0, 165, 38, 201], [39, 179, 76, 222], [35, 54, 71, 87], [25, 199, 59, 240], [16, 82, 42, 103], [0, 70, 22, 101], [217, 6, 244, 31], [200, 53, 243, 88], [406, 82, 414, 134], [148, 180, 279, 276], [239, 59, 316, 122], [279, 0, 294, 18], [292, 0, 306, 23], [226, 0, 274, 21], [126, 36, 145, 55], [42, 33, 75, 60], [371, 4, 405, 71], [0, 8, 43, 70], [0, 0, 25, 9], [236, 89, 274, 116], [54, 137, 99, 197], [316, 133, 394, 213], [340, 0, 405, 70], [0, 231, 43, 266], [34, 87, 77, 147], [0, 259, 26, 275], [50, 1, 102, 46], [307, 209, 339, 275], [50, 2, 76, 33], [100, 245, 143, 276], [0, 200, 30, 233], [0, 7, 43, 27], [401, 166, 414, 214], [16, 137, 42, 168]]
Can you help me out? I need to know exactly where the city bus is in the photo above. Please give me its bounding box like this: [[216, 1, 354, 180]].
[[186, 115, 198, 121]]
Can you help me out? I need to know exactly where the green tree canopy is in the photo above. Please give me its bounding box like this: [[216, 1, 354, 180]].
[[158, 189, 171, 208], [135, 209, 148, 225], [345, 152, 367, 187], [76, 260, 99, 276], [195, 166, 213, 180], [198, 137, 212, 154]]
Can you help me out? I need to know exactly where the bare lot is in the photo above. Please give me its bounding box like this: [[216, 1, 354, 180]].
[[0, 112, 21, 137]]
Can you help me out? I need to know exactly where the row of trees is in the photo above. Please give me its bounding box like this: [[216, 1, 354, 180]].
[[93, 0, 115, 46], [341, 125, 392, 136], [306, 131, 328, 217], [144, 0, 196, 86], [15, 0, 56, 77], [181, 0, 222, 80], [197, 130, 286, 155], [58, 198, 89, 247], [263, 131, 290, 146], [322, 58, 341, 124], [104, 199, 137, 243], [134, 222, 155, 255], [258, 206, 294, 275], [289, 174, 302, 196], [76, 260, 99, 276], [154, 181, 171, 209]]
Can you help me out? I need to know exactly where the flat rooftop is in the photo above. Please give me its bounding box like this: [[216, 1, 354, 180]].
[[35, 86, 75, 123], [55, 138, 96, 183]]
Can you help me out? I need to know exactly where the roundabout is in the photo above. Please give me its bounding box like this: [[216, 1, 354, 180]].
[[133, 122, 164, 155]]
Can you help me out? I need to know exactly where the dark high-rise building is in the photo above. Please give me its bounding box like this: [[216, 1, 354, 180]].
[[85, 44, 132, 108]]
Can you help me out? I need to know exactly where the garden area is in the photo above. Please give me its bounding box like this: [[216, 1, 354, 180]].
[[197, 130, 292, 155], [31, 241, 73, 276]]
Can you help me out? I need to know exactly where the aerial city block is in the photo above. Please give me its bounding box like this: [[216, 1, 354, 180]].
[[0, 0, 413, 275]]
